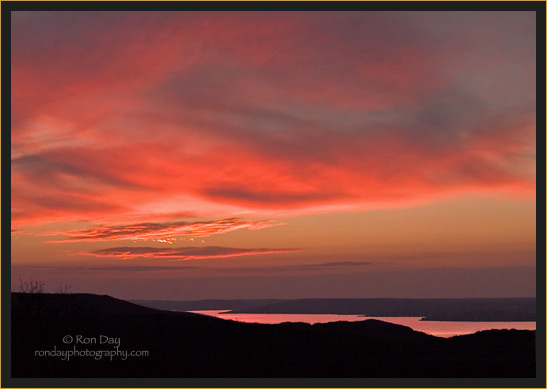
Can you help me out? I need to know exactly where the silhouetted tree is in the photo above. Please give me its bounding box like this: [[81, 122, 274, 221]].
[[54, 282, 71, 294], [17, 277, 45, 293]]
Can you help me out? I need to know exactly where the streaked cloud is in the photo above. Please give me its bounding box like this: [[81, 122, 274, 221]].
[[47, 218, 282, 243], [225, 261, 372, 273], [83, 246, 301, 261]]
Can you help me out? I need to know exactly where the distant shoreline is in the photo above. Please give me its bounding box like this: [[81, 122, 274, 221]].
[[419, 317, 536, 322], [132, 297, 536, 322]]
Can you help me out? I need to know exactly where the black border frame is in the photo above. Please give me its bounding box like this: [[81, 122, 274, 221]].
[[1, 2, 545, 388]]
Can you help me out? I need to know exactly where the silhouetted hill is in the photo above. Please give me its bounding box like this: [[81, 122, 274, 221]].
[[225, 297, 536, 321], [13, 293, 183, 316], [11, 293, 535, 378]]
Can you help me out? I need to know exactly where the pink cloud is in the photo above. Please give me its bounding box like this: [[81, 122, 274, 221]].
[[11, 12, 536, 229]]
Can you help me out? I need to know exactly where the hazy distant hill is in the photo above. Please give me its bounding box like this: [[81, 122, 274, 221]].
[[221, 297, 536, 321], [11, 293, 536, 378], [131, 298, 284, 312]]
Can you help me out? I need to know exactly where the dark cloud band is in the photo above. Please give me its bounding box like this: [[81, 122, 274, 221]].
[[83, 246, 300, 261]]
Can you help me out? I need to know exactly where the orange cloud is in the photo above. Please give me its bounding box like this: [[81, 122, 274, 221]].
[[46, 218, 282, 243]]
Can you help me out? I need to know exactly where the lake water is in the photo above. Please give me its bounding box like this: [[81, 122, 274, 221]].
[[189, 310, 536, 338]]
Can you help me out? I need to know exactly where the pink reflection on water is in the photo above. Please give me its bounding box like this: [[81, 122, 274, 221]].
[[362, 316, 536, 338], [189, 310, 536, 338]]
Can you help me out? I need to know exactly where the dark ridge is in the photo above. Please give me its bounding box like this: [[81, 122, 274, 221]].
[[11, 293, 535, 378], [13, 292, 190, 317]]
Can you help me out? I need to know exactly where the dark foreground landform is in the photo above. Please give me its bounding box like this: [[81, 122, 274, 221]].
[[12, 293, 535, 378], [133, 297, 536, 321]]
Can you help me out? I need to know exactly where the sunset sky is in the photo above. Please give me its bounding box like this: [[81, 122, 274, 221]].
[[11, 11, 536, 299]]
